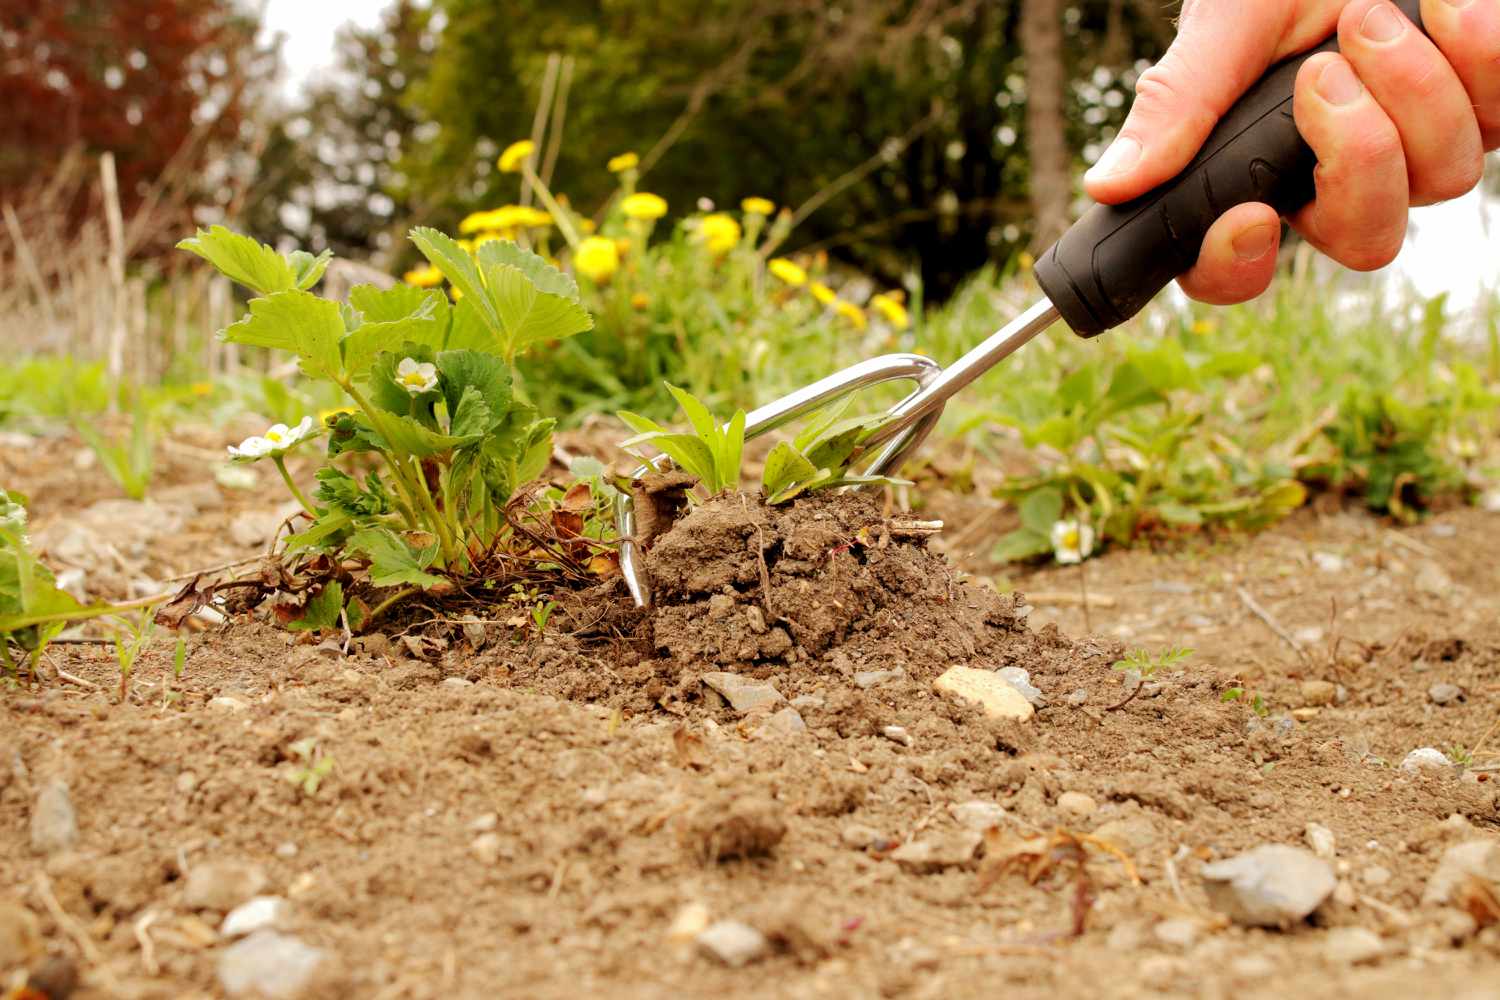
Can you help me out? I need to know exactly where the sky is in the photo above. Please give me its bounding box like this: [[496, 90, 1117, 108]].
[[261, 2, 1496, 314]]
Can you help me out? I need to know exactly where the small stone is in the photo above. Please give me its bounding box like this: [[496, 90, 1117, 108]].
[[176, 771, 199, 794], [1428, 683, 1464, 706], [753, 707, 807, 739], [184, 861, 269, 912], [1065, 688, 1089, 707], [217, 930, 327, 998], [440, 677, 474, 689], [790, 694, 824, 711], [275, 842, 298, 859], [1360, 865, 1392, 888], [1294, 626, 1326, 645], [949, 801, 1006, 831], [1300, 681, 1337, 707], [1291, 708, 1321, 721], [209, 695, 250, 713], [1057, 792, 1097, 818], [997, 667, 1045, 708], [468, 813, 499, 833], [933, 666, 1035, 722], [1152, 918, 1199, 950], [461, 620, 487, 648], [1415, 561, 1455, 598], [706, 594, 736, 619], [221, 897, 290, 938], [743, 606, 767, 635], [0, 899, 42, 970], [889, 831, 983, 874], [701, 673, 784, 715], [667, 902, 712, 942], [696, 920, 768, 967], [841, 824, 882, 850], [881, 725, 913, 747], [853, 668, 904, 690], [1422, 840, 1500, 906], [1322, 926, 1385, 966], [29, 780, 78, 855], [1200, 845, 1336, 928], [471, 833, 502, 864], [1304, 822, 1337, 860], [1313, 552, 1345, 573], [1400, 747, 1454, 775], [1183, 614, 1214, 629]]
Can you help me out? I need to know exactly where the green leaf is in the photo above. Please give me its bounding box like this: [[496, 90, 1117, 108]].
[[380, 414, 481, 458], [622, 431, 717, 485], [617, 410, 666, 436], [763, 441, 818, 497], [484, 259, 593, 358], [409, 228, 498, 331], [475, 239, 581, 303], [349, 284, 448, 325], [348, 528, 444, 589], [284, 511, 353, 552], [177, 226, 296, 295], [718, 409, 746, 492], [341, 297, 446, 376], [514, 418, 555, 486], [314, 468, 390, 517], [437, 350, 512, 423], [991, 527, 1052, 563], [665, 383, 718, 443], [368, 346, 439, 418], [449, 386, 493, 439], [1017, 487, 1063, 535], [288, 580, 343, 632], [288, 249, 334, 291], [1154, 502, 1204, 526], [220, 291, 344, 378], [442, 297, 498, 353]]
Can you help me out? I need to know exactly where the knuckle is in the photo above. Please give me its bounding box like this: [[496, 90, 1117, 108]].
[[1336, 229, 1405, 272]]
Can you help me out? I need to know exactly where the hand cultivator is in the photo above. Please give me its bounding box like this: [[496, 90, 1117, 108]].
[[618, 1, 1428, 607]]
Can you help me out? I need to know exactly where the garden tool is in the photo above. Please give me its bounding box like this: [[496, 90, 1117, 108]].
[[618, 0, 1429, 606]]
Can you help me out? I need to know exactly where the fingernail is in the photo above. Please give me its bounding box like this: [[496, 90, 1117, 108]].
[[1088, 135, 1142, 178], [1317, 60, 1364, 106], [1232, 224, 1277, 261], [1360, 3, 1405, 42]]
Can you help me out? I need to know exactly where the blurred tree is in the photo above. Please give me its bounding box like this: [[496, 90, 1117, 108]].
[[0, 0, 265, 232]]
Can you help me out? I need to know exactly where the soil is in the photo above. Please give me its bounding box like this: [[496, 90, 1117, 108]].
[[3, 431, 1500, 999]]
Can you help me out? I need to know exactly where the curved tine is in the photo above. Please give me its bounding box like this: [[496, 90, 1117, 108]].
[[616, 352, 945, 608]]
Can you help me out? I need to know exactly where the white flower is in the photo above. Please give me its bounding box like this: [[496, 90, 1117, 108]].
[[396, 357, 438, 395], [227, 416, 315, 463], [1050, 519, 1095, 565]]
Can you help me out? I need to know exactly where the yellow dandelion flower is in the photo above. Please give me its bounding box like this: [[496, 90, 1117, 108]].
[[403, 265, 443, 288], [498, 139, 536, 173], [871, 293, 910, 331], [579, 219, 597, 235], [1018, 251, 1036, 271], [699, 213, 741, 255], [1191, 319, 1216, 336], [741, 197, 775, 216], [630, 292, 650, 311], [574, 236, 620, 283], [768, 258, 808, 287], [622, 192, 668, 221], [607, 152, 640, 174], [460, 209, 497, 235], [809, 282, 837, 306], [189, 381, 213, 397], [834, 300, 868, 331]]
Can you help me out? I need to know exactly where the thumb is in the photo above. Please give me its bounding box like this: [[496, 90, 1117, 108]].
[[1083, 0, 1342, 205]]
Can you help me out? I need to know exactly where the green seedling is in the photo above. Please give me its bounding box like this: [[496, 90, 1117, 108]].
[[285, 737, 335, 797], [1112, 645, 1194, 679]]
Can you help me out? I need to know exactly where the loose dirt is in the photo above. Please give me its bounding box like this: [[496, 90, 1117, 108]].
[[2, 433, 1499, 999]]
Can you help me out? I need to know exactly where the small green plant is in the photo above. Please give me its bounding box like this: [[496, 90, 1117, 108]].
[[73, 404, 157, 501], [1449, 744, 1475, 767], [1113, 645, 1194, 679], [108, 608, 160, 702], [619, 384, 745, 494], [1221, 687, 1271, 717], [285, 737, 335, 797]]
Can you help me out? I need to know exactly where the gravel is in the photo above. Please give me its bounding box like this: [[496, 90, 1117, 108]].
[[1200, 845, 1336, 928], [184, 861, 270, 912], [1400, 747, 1454, 775], [217, 930, 328, 998], [28, 780, 78, 855], [696, 920, 769, 967], [701, 673, 785, 715]]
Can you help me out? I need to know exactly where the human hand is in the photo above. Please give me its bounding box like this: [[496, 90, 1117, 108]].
[[1083, 0, 1498, 305]]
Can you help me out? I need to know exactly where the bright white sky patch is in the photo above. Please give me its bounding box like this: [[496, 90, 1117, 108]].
[[260, 0, 391, 95]]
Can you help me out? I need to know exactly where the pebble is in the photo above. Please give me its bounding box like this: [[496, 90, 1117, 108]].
[[881, 725, 913, 747], [1415, 561, 1456, 598], [853, 668, 904, 690], [949, 801, 1006, 831], [221, 897, 290, 938], [440, 677, 474, 689], [1400, 747, 1454, 775], [1065, 688, 1089, 707], [840, 824, 882, 850], [1152, 918, 1198, 950], [176, 772, 199, 794], [743, 606, 767, 634], [0, 898, 42, 970], [696, 920, 769, 967], [1312, 552, 1345, 573], [184, 861, 270, 911], [1304, 822, 1337, 860], [1294, 626, 1326, 645], [275, 842, 299, 859], [1057, 792, 1097, 818], [471, 833, 502, 864], [667, 902, 712, 942], [1200, 845, 1336, 928], [468, 813, 499, 833], [29, 779, 78, 855], [217, 930, 328, 998], [1428, 683, 1464, 706], [789, 694, 824, 711], [889, 831, 982, 874], [1322, 926, 1385, 966], [753, 707, 807, 739], [997, 667, 1045, 708], [701, 673, 785, 715], [1360, 865, 1392, 888], [1300, 680, 1337, 707], [932, 666, 1035, 722], [209, 695, 250, 713], [1422, 840, 1500, 906]]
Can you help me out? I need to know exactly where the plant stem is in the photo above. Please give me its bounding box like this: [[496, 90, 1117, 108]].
[[0, 594, 166, 633], [521, 165, 581, 250], [273, 456, 317, 516], [365, 586, 416, 627], [339, 380, 442, 541], [406, 456, 463, 569]]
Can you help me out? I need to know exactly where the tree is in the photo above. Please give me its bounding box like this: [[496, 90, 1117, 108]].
[[1022, 0, 1070, 251]]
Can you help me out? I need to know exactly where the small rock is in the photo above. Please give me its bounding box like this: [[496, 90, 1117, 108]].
[[1415, 561, 1455, 598], [789, 694, 824, 711], [1428, 683, 1464, 706], [696, 920, 768, 967], [471, 833, 502, 864], [1105, 922, 1146, 951], [889, 831, 983, 874], [29, 780, 78, 855], [1422, 840, 1500, 906], [753, 707, 807, 739], [997, 667, 1045, 708], [1065, 688, 1089, 707], [881, 725, 913, 747], [1360, 865, 1392, 888], [853, 668, 904, 690], [1300, 681, 1337, 707], [933, 666, 1035, 722], [461, 620, 487, 648], [440, 677, 474, 689], [221, 897, 290, 938], [1057, 791, 1097, 818], [1482, 489, 1500, 514], [667, 902, 712, 942], [1153, 918, 1199, 950], [1304, 822, 1337, 860], [1322, 926, 1385, 966], [209, 695, 250, 713], [1400, 747, 1454, 775], [0, 899, 42, 970], [275, 842, 299, 859], [743, 606, 767, 635], [1313, 552, 1345, 573], [706, 594, 736, 619], [701, 673, 785, 715], [217, 930, 327, 998], [1291, 707, 1321, 722], [949, 801, 1007, 830], [1183, 614, 1214, 629], [841, 824, 882, 850], [228, 510, 288, 549], [468, 813, 499, 833], [177, 771, 199, 794], [1200, 845, 1336, 928], [1294, 626, 1326, 645], [184, 861, 269, 911]]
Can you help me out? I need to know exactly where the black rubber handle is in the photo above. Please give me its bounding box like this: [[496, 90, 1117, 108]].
[[1035, 0, 1426, 337]]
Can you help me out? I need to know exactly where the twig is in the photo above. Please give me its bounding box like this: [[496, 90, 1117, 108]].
[[1164, 845, 1190, 906], [36, 871, 120, 992], [1235, 586, 1308, 663], [164, 555, 267, 583], [1104, 679, 1143, 713], [134, 910, 161, 975]]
